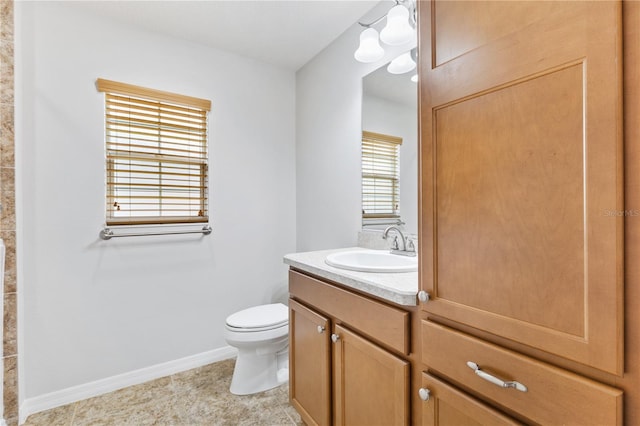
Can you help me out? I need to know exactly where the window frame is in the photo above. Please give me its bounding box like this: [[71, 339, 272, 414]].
[[96, 78, 211, 227]]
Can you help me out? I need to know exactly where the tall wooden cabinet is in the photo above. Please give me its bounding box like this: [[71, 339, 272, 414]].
[[417, 0, 626, 423]]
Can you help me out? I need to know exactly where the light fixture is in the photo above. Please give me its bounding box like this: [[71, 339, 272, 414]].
[[387, 52, 416, 74], [354, 0, 418, 80], [354, 28, 385, 63], [380, 4, 415, 46]]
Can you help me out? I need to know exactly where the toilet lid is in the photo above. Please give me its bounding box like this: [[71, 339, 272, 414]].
[[226, 303, 288, 330]]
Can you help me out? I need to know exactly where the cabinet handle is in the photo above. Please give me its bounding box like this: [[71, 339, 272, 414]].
[[466, 361, 528, 392], [331, 333, 340, 343], [418, 291, 430, 303], [418, 388, 431, 401], [317, 325, 325, 334]]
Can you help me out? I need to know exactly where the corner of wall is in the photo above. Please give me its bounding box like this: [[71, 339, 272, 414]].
[[0, 0, 17, 424]]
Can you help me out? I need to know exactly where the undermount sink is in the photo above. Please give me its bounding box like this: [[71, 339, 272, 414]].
[[325, 249, 417, 273]]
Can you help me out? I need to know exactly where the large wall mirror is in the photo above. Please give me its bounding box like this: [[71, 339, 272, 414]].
[[361, 64, 418, 235]]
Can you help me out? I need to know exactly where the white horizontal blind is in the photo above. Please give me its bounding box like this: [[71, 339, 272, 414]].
[[97, 79, 211, 226], [362, 131, 402, 219]]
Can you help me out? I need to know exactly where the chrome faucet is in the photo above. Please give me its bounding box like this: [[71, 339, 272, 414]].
[[382, 226, 416, 257]]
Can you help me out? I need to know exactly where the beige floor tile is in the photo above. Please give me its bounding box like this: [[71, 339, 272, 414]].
[[281, 403, 303, 426], [23, 403, 75, 426], [72, 377, 174, 422], [24, 358, 299, 426]]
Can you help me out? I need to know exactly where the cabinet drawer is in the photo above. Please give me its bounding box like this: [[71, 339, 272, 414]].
[[422, 321, 623, 425], [289, 270, 410, 354]]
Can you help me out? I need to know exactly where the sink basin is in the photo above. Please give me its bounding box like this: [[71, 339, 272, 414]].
[[325, 249, 417, 273]]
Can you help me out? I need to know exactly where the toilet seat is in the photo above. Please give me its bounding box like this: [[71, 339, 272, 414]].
[[225, 303, 288, 332]]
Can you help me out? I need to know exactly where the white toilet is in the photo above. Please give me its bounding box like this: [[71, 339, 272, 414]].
[[224, 303, 289, 395]]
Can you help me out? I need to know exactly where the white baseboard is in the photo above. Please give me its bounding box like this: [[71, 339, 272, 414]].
[[20, 346, 237, 424]]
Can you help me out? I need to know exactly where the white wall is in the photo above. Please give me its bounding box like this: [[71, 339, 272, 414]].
[[295, 1, 415, 251], [17, 2, 296, 400], [362, 95, 418, 234]]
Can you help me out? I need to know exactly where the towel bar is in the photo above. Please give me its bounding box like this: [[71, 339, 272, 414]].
[[100, 225, 212, 240]]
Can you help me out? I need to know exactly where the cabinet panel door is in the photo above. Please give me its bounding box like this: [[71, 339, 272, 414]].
[[420, 373, 521, 426], [289, 299, 331, 426], [418, 1, 623, 374], [333, 324, 410, 426]]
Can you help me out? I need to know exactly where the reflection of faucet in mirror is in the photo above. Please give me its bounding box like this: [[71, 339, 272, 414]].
[[383, 225, 416, 257]]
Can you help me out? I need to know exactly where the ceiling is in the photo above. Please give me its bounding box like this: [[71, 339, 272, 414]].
[[70, 0, 383, 71]]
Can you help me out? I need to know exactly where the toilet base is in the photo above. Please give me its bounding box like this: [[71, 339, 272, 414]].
[[230, 348, 289, 395]]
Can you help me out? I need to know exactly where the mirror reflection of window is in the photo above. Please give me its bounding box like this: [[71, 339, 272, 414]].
[[362, 131, 402, 227], [362, 64, 418, 234]]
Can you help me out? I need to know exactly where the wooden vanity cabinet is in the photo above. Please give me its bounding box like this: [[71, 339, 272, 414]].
[[416, 0, 626, 423], [288, 270, 410, 426]]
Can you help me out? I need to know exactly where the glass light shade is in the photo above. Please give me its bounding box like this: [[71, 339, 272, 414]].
[[380, 5, 415, 46], [354, 28, 385, 63], [387, 52, 416, 74]]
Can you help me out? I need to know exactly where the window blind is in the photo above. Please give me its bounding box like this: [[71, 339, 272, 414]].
[[362, 131, 402, 219], [96, 79, 211, 226]]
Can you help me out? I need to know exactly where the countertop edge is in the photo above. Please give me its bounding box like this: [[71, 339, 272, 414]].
[[284, 248, 418, 307]]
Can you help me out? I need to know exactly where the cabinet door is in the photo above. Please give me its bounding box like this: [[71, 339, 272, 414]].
[[420, 373, 521, 426], [289, 299, 331, 426], [332, 324, 409, 426], [418, 1, 623, 374]]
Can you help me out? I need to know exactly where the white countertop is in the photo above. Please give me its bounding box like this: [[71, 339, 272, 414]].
[[283, 247, 418, 306]]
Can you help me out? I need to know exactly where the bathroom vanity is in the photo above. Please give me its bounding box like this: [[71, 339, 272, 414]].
[[285, 244, 624, 426], [284, 249, 418, 426]]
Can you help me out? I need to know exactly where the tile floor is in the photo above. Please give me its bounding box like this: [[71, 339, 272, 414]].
[[24, 358, 303, 426]]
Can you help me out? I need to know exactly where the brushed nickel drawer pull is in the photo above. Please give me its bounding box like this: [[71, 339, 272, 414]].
[[466, 361, 528, 392]]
